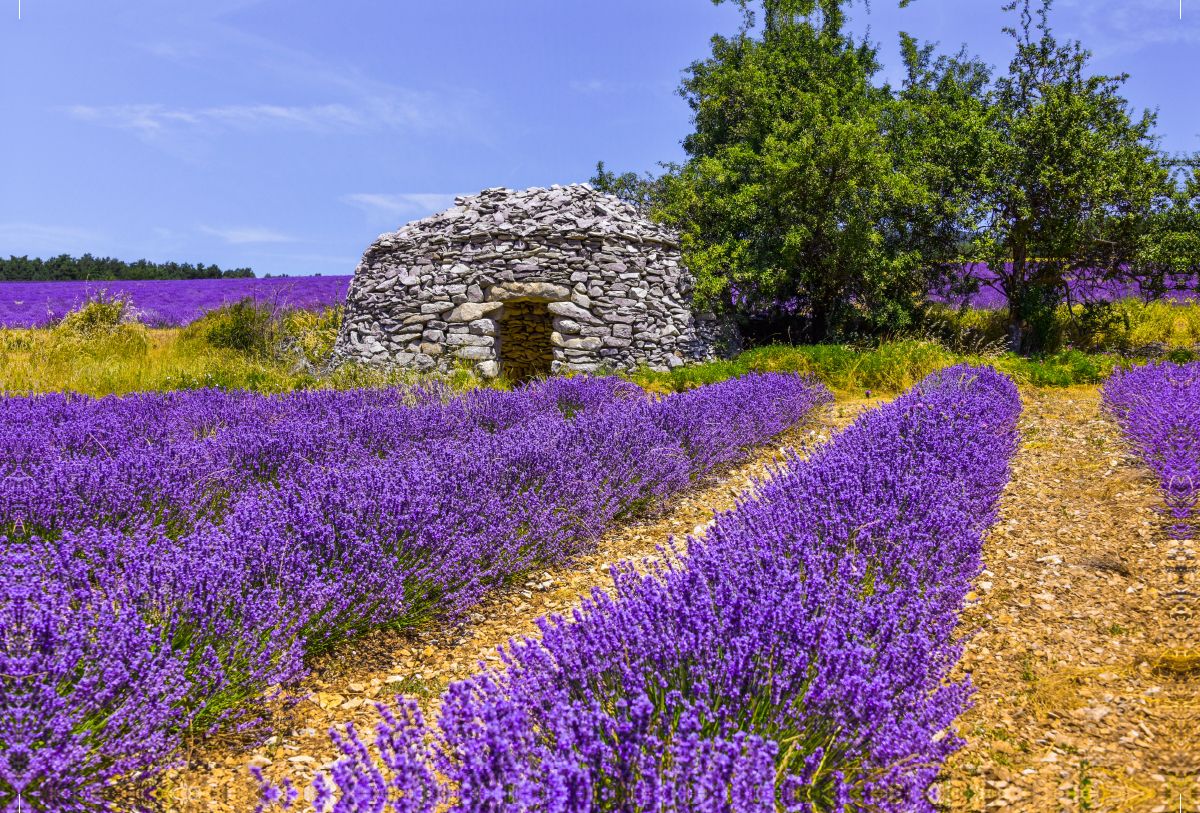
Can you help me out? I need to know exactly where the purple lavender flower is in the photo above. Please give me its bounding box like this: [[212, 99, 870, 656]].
[[1102, 361, 1200, 541], [0, 277, 352, 327], [297, 365, 1021, 812], [2, 373, 829, 810]]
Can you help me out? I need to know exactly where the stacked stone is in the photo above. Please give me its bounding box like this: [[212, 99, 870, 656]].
[[499, 301, 554, 380], [332, 183, 741, 377]]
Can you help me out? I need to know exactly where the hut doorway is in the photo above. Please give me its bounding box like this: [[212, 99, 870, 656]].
[[498, 300, 554, 381]]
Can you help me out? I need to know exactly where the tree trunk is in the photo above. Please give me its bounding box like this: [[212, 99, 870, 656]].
[[1008, 319, 1024, 355], [1007, 234, 1028, 355], [809, 304, 829, 344]]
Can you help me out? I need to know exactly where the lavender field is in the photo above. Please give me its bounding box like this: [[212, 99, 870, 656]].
[[1103, 361, 1200, 542], [933, 264, 1197, 310], [263, 364, 1023, 812], [0, 373, 829, 812], [0, 277, 353, 328]]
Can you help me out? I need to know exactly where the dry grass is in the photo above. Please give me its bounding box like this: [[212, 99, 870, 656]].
[[929, 297, 1200, 354]]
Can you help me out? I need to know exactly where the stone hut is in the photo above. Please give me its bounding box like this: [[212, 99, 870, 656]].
[[331, 184, 740, 378]]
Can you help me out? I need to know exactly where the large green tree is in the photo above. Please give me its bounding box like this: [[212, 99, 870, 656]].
[[655, 0, 935, 341], [968, 0, 1174, 353]]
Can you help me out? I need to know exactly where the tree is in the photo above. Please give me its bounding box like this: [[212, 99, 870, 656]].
[[882, 35, 993, 306], [1128, 154, 1200, 301], [589, 162, 661, 215], [655, 0, 936, 342], [968, 0, 1174, 353], [0, 254, 254, 281]]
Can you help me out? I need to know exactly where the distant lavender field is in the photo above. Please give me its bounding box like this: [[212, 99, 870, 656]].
[[936, 264, 1196, 309], [0, 276, 353, 328]]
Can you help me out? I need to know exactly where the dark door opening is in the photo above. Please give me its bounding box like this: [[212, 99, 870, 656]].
[[499, 300, 554, 381]]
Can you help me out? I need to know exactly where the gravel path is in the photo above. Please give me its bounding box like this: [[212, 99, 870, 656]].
[[938, 386, 1197, 812]]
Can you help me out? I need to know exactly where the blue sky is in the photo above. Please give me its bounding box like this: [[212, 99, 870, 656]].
[[2, 0, 1197, 277]]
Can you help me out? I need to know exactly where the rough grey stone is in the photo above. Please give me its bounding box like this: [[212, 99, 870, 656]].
[[446, 334, 495, 347], [447, 301, 505, 323], [469, 318, 499, 336], [488, 282, 571, 302], [547, 301, 601, 324], [455, 346, 494, 360], [331, 184, 740, 376]]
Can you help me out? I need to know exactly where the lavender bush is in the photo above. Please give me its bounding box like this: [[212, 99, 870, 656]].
[[0, 277, 351, 328], [305, 364, 1022, 813], [0, 373, 829, 812], [1102, 361, 1200, 540]]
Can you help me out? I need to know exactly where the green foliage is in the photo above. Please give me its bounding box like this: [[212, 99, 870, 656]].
[[656, 0, 934, 341], [0, 253, 253, 281], [1003, 349, 1123, 386], [931, 296, 1200, 353], [645, 0, 1195, 350], [281, 306, 344, 366], [182, 298, 278, 356], [1131, 156, 1200, 299], [589, 162, 661, 214], [885, 33, 993, 302], [968, 0, 1175, 353], [56, 292, 130, 335], [0, 297, 502, 398], [633, 341, 964, 396], [49, 293, 150, 360], [630, 339, 1126, 396]]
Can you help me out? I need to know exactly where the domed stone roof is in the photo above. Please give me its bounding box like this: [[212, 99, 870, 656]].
[[332, 183, 740, 378], [393, 184, 680, 247]]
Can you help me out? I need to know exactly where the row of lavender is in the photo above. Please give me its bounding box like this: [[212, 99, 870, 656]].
[[0, 374, 831, 812], [0, 277, 353, 328], [1102, 361, 1200, 541], [289, 364, 1023, 813]]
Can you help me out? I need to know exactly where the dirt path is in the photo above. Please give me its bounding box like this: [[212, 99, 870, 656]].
[[939, 386, 1198, 812], [165, 398, 868, 813]]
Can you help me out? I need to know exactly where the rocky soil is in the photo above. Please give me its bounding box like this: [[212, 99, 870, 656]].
[[162, 386, 1196, 813], [938, 386, 1197, 812]]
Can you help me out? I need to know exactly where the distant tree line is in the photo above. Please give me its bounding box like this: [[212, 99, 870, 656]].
[[592, 0, 1200, 353], [0, 253, 254, 282]]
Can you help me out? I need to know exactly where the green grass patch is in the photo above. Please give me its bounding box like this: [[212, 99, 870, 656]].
[[630, 341, 1135, 398]]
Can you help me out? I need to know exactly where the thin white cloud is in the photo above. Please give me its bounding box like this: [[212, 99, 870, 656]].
[[340, 193, 464, 226], [199, 225, 296, 244], [66, 97, 434, 140], [1058, 0, 1200, 58], [0, 223, 104, 254], [63, 2, 488, 156]]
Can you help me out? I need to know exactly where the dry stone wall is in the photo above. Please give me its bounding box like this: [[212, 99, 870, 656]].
[[332, 183, 741, 378]]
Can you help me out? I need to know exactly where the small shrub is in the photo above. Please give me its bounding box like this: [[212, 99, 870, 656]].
[[183, 297, 278, 356], [57, 292, 129, 334], [51, 293, 149, 358], [281, 305, 343, 366]]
